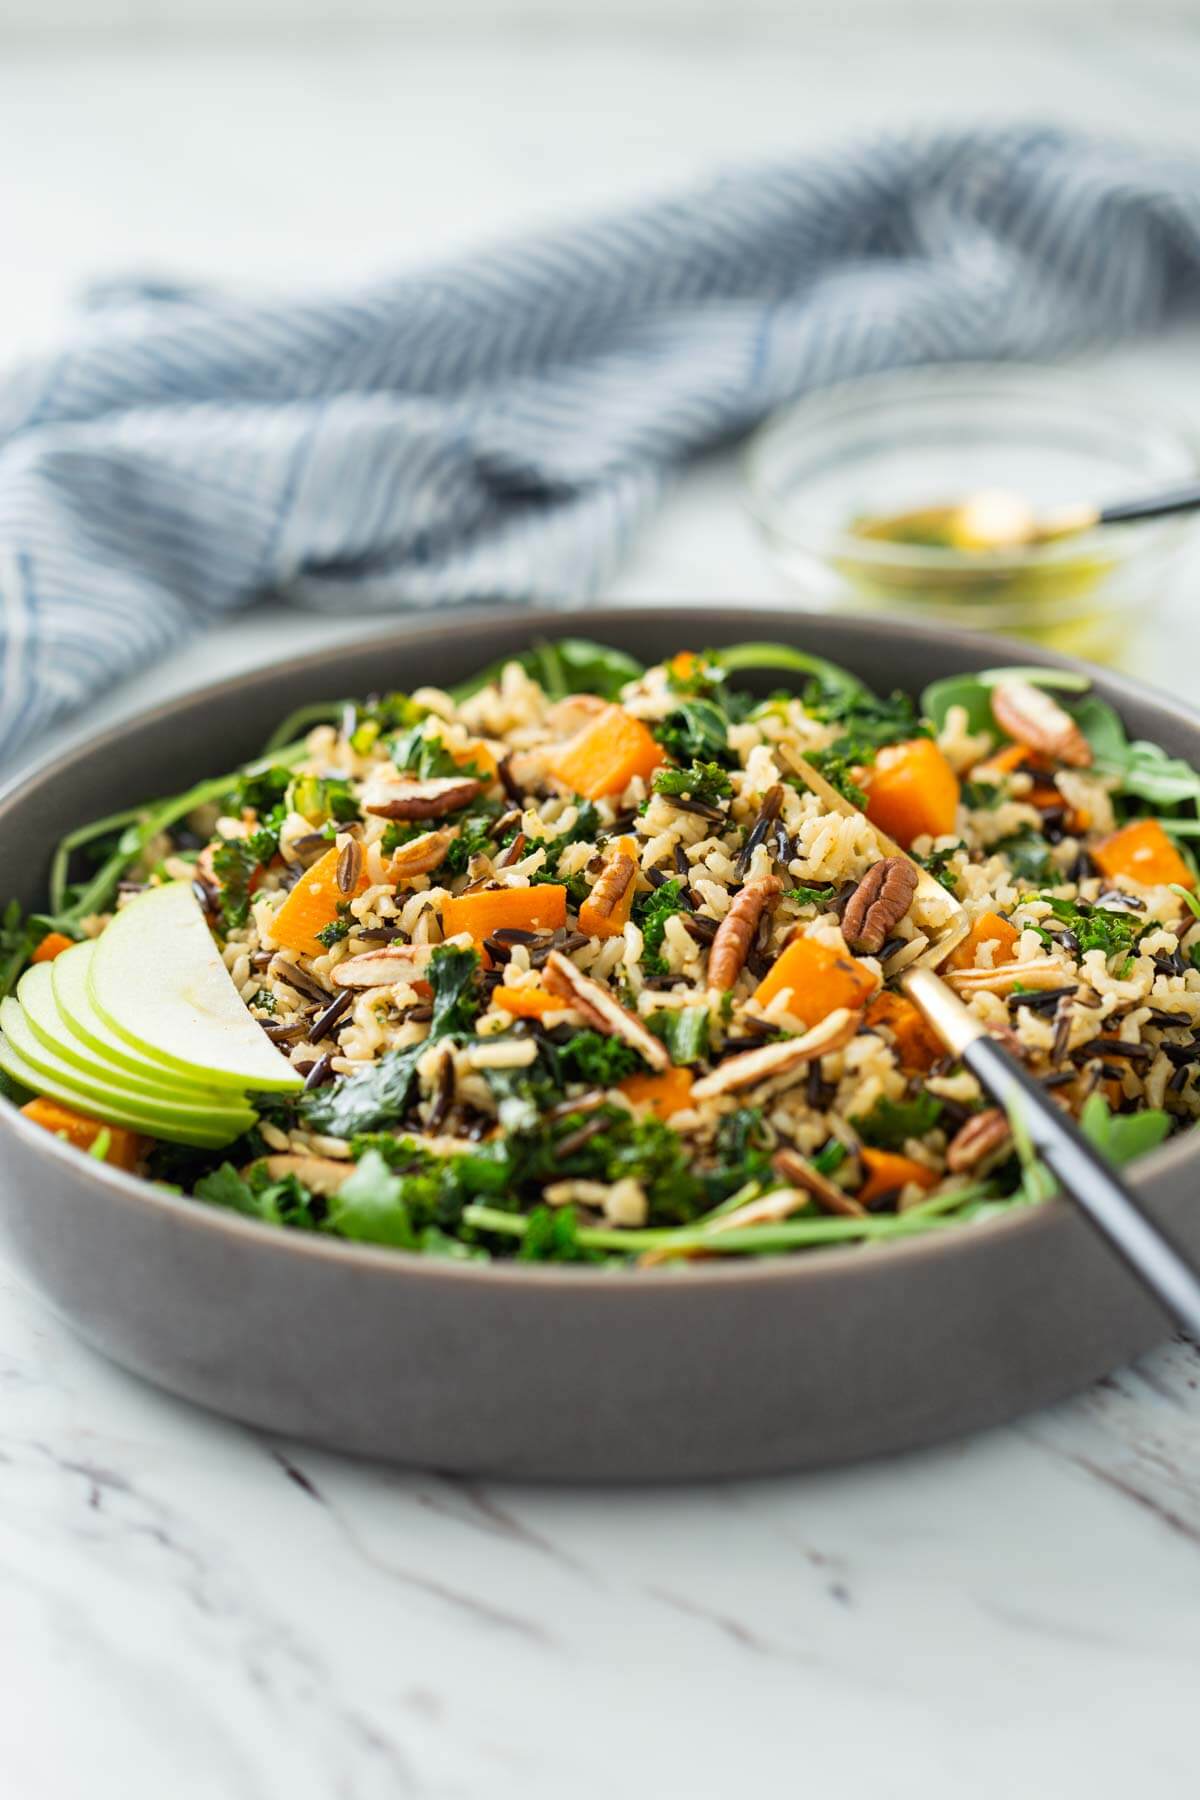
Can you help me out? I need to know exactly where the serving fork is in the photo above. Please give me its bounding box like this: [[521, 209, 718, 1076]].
[[781, 744, 1200, 1337]]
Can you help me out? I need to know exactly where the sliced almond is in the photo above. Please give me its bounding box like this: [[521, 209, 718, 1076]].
[[542, 950, 670, 1071], [255, 1155, 353, 1196]]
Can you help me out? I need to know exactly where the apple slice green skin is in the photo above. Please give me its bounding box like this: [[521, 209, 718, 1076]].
[[89, 883, 303, 1095], [22, 960, 228, 1105], [0, 1028, 252, 1149], [0, 999, 255, 1146]]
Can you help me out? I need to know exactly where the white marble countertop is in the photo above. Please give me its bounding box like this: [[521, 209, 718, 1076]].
[[5, 18, 1200, 1798]]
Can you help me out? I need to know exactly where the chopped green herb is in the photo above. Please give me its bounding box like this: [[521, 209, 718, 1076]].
[[785, 884, 837, 910]]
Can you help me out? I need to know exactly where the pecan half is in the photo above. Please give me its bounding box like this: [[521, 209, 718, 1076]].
[[692, 1007, 860, 1099], [707, 877, 782, 991], [990, 681, 1092, 768], [841, 857, 919, 955], [771, 1146, 865, 1218], [945, 1108, 1012, 1172], [386, 827, 455, 880], [364, 776, 483, 820], [542, 950, 670, 1070], [583, 848, 638, 931]]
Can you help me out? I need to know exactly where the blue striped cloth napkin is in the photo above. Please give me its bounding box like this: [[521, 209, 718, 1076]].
[[2, 124, 1199, 765]]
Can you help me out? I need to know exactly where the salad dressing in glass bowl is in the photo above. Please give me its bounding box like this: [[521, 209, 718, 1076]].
[[746, 364, 1200, 664]]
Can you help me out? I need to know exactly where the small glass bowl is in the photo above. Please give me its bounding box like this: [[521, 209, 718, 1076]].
[[744, 364, 1200, 664]]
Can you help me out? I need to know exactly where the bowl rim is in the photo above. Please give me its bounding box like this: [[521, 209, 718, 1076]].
[[2, 601, 1198, 1293], [743, 360, 1200, 572]]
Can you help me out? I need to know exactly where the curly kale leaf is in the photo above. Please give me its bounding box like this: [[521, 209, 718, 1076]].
[[298, 945, 482, 1136], [211, 807, 286, 931], [632, 878, 687, 976]]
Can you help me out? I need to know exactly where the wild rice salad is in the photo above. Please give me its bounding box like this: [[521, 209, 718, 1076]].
[[6, 638, 1200, 1265]]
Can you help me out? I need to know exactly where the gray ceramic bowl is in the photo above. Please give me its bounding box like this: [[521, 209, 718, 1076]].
[[0, 607, 1196, 1481]]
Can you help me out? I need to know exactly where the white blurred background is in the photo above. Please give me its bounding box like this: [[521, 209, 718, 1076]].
[[3, 0, 1200, 759]]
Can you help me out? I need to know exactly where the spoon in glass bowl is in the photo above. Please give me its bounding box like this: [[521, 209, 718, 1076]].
[[860, 481, 1200, 554]]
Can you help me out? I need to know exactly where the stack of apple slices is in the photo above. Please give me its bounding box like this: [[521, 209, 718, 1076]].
[[0, 883, 303, 1147]]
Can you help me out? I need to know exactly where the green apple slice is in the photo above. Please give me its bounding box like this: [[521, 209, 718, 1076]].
[[0, 1022, 253, 1149], [1, 997, 255, 1138], [48, 943, 231, 1100], [21, 960, 224, 1103], [89, 882, 303, 1094]]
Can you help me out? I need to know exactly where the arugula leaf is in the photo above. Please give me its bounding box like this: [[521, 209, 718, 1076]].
[[710, 643, 866, 706], [633, 878, 687, 976], [451, 638, 643, 704], [652, 761, 733, 808], [1071, 694, 1200, 810], [1080, 1093, 1171, 1166], [324, 1150, 418, 1248], [854, 1092, 943, 1148], [649, 1005, 710, 1066], [920, 668, 1089, 737]]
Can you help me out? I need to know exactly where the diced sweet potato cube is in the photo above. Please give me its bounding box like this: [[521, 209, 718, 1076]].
[[753, 936, 877, 1023], [863, 739, 960, 848]]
